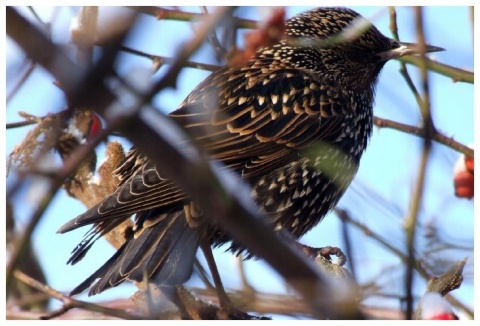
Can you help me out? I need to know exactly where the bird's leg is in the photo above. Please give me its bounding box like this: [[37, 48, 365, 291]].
[[161, 242, 262, 319], [295, 242, 347, 266], [200, 241, 237, 316], [200, 241, 262, 319], [156, 285, 196, 319]]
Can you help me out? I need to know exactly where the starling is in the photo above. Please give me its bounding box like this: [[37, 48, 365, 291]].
[[58, 7, 443, 303]]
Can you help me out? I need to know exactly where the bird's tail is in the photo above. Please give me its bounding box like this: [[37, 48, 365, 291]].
[[68, 207, 202, 296]]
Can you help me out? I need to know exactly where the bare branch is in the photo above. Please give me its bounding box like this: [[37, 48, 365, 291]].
[[414, 258, 467, 319], [399, 56, 474, 84], [118, 45, 221, 72], [6, 61, 37, 103], [127, 6, 257, 29], [13, 270, 140, 320], [373, 116, 473, 158]]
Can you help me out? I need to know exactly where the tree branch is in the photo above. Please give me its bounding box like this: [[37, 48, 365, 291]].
[[13, 270, 140, 320], [373, 116, 473, 158]]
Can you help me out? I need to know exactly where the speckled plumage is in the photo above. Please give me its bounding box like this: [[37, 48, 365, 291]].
[[58, 7, 442, 296]]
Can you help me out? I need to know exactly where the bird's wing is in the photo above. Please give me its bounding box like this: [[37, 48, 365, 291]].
[[171, 63, 351, 178], [57, 149, 187, 233]]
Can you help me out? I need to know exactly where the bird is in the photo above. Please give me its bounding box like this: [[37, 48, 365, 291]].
[[58, 6, 443, 313]]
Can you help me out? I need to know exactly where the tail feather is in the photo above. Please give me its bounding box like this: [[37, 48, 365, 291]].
[[57, 189, 186, 234], [68, 207, 202, 296], [66, 219, 129, 265], [56, 202, 128, 234], [70, 242, 128, 296]]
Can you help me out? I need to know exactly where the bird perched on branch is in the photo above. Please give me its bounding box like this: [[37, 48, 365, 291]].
[[58, 6, 443, 315]]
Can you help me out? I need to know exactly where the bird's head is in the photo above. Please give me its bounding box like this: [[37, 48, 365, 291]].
[[278, 7, 444, 92]]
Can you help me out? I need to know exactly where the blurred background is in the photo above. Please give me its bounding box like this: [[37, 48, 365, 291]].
[[5, 6, 474, 319]]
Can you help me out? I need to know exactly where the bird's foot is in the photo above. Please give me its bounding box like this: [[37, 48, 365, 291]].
[[213, 286, 269, 320], [172, 285, 267, 320], [216, 306, 269, 320], [297, 243, 347, 266]]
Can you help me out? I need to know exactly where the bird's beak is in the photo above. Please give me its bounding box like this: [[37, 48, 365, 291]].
[[378, 40, 445, 61]]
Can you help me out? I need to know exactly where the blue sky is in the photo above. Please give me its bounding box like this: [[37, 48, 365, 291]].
[[5, 6, 474, 318]]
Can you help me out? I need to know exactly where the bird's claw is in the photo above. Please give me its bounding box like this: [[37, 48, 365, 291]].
[[317, 246, 347, 266], [297, 243, 347, 266]]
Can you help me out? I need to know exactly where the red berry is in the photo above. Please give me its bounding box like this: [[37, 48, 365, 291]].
[[87, 112, 102, 142]]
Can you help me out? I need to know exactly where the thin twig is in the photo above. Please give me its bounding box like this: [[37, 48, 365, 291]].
[[147, 7, 234, 98], [373, 116, 473, 158], [403, 8, 433, 319], [339, 211, 357, 282], [200, 6, 228, 60], [336, 208, 473, 318], [414, 258, 467, 319], [336, 208, 406, 262], [27, 6, 50, 32], [119, 45, 221, 72], [6, 6, 134, 294], [388, 7, 422, 107], [127, 6, 257, 29], [6, 61, 37, 104], [13, 270, 140, 319], [6, 119, 38, 129], [70, 6, 98, 66], [399, 56, 473, 84], [6, 115, 122, 295]]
